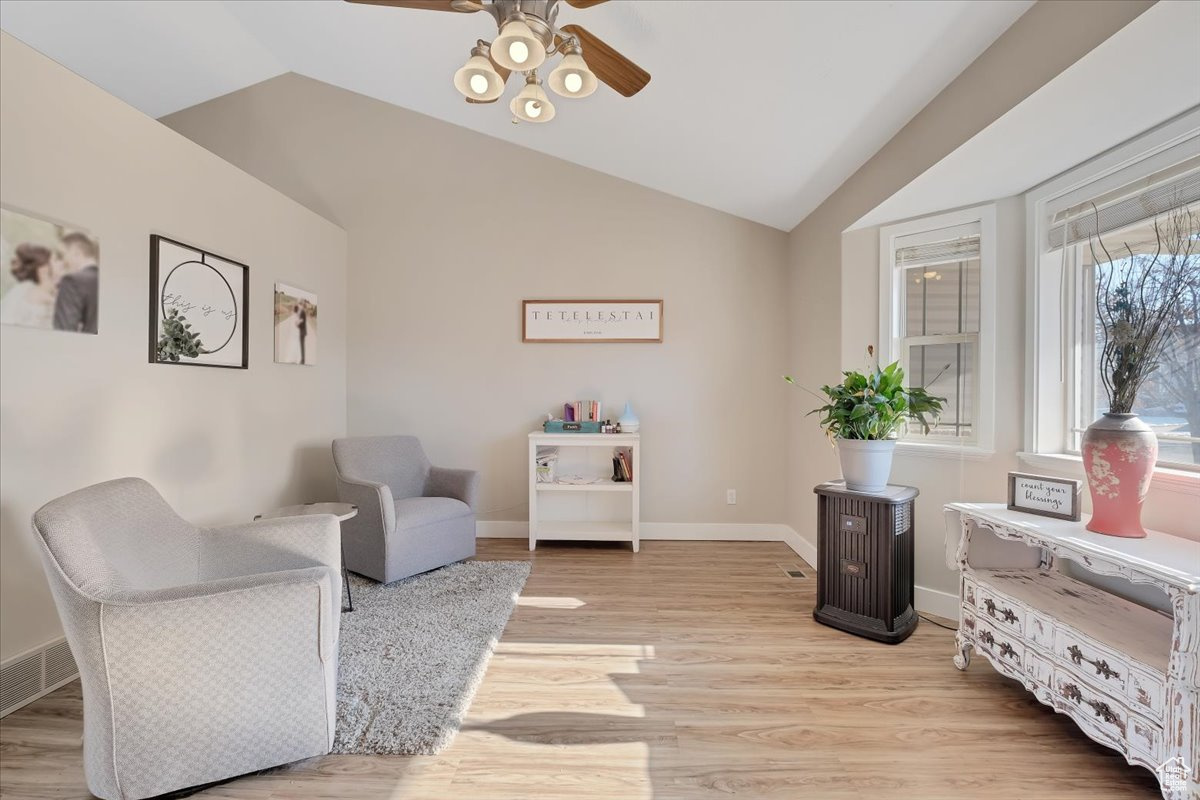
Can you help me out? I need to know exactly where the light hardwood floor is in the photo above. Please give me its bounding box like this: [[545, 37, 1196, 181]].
[[0, 540, 1161, 799]]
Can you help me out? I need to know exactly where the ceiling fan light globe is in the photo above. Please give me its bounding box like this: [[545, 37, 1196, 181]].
[[452, 53, 504, 101], [492, 18, 546, 71], [547, 53, 597, 98], [510, 82, 555, 123]]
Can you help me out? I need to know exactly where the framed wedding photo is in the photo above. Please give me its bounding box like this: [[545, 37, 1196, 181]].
[[149, 235, 249, 369], [522, 299, 664, 343], [0, 206, 99, 334], [274, 282, 317, 366]]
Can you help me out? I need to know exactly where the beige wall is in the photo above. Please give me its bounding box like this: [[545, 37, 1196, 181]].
[[164, 75, 790, 526], [0, 35, 348, 661], [785, 1, 1154, 604]]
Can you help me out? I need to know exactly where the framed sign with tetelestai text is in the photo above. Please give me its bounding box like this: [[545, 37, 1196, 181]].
[[522, 299, 663, 343], [1006, 472, 1082, 521]]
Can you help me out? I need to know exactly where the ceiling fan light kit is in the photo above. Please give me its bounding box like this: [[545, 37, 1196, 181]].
[[348, 0, 650, 124]]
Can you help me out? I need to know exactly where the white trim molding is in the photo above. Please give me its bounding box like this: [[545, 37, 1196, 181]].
[[879, 203, 997, 457], [478, 520, 798, 543]]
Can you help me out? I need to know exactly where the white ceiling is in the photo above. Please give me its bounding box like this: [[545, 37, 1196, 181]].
[[0, 0, 1032, 231], [851, 0, 1200, 231]]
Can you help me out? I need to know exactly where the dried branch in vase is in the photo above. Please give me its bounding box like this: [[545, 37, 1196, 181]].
[[1089, 202, 1198, 414]]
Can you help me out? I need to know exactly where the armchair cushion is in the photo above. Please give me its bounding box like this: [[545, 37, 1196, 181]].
[[394, 496, 472, 530]]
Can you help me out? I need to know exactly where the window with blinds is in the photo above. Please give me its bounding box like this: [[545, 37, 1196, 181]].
[[1053, 159, 1200, 469], [894, 222, 981, 443]]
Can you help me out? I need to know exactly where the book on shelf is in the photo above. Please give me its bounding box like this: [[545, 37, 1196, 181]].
[[564, 399, 601, 424], [613, 446, 633, 482]]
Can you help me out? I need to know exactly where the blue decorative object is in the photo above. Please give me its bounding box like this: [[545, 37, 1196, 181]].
[[618, 402, 640, 433]]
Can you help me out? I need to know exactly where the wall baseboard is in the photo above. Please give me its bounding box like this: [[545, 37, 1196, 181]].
[[478, 520, 799, 542], [915, 585, 962, 621], [0, 636, 78, 718], [479, 522, 960, 621]]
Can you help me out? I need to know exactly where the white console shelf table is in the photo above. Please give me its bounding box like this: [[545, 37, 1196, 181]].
[[946, 503, 1200, 799], [528, 432, 640, 552]]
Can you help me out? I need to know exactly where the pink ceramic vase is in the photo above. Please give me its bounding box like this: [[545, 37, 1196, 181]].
[[1081, 413, 1157, 538]]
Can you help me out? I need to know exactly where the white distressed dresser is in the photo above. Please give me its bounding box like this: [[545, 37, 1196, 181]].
[[945, 503, 1200, 799]]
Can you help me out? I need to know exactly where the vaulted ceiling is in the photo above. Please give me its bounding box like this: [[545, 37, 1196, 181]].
[[0, 0, 1032, 230]]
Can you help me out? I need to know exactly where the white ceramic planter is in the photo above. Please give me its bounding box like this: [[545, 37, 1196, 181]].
[[836, 438, 896, 492]]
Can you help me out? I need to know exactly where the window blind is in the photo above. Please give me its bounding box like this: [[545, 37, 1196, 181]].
[[1047, 163, 1200, 250], [895, 235, 981, 270]]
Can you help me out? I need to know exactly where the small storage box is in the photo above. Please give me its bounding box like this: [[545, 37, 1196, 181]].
[[543, 421, 603, 433]]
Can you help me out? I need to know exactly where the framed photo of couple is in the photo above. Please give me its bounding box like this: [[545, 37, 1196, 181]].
[[0, 206, 100, 334], [273, 282, 317, 366]]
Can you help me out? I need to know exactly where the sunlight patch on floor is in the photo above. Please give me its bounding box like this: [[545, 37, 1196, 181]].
[[516, 595, 587, 609]]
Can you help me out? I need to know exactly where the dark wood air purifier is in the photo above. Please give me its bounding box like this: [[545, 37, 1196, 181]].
[[813, 481, 918, 643]]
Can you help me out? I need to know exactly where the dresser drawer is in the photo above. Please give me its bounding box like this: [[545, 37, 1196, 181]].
[[1023, 650, 1053, 688], [1053, 669, 1127, 748], [962, 575, 978, 609], [1056, 628, 1129, 694], [1127, 713, 1162, 763], [1128, 666, 1165, 721], [977, 621, 1024, 672], [1023, 607, 1055, 650], [976, 584, 1025, 632]]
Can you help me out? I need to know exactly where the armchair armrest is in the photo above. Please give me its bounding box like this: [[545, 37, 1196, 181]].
[[337, 476, 395, 533], [102, 566, 338, 662], [427, 466, 480, 510], [201, 515, 341, 581]]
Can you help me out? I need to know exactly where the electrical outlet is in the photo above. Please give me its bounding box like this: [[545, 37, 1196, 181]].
[[726, 489, 737, 505]]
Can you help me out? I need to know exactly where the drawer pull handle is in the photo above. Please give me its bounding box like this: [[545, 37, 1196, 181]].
[[999, 642, 1018, 661], [1089, 695, 1123, 729], [1067, 645, 1122, 681], [983, 598, 1018, 625], [980, 630, 994, 646], [1059, 683, 1126, 734]]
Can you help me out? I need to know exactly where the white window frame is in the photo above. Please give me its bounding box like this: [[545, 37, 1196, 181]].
[[1023, 108, 1200, 493], [879, 204, 997, 459]]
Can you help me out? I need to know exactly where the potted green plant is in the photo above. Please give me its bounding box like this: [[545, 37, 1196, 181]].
[[786, 355, 944, 492]]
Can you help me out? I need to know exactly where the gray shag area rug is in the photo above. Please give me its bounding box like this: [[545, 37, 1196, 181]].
[[332, 560, 530, 755]]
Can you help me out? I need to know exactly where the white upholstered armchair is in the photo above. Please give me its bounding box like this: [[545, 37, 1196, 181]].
[[332, 435, 478, 583], [32, 478, 341, 800]]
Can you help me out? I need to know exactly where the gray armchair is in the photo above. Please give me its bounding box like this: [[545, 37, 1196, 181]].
[[32, 478, 340, 800], [332, 435, 478, 583]]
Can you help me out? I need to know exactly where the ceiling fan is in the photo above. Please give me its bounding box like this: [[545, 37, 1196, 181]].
[[345, 0, 651, 124]]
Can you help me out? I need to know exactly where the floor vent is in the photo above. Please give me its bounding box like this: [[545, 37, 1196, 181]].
[[0, 637, 79, 717], [779, 564, 810, 579]]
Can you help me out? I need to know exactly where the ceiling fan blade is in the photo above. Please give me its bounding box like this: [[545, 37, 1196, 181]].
[[560, 24, 650, 97], [563, 0, 611, 8], [466, 54, 511, 104], [343, 0, 481, 12]]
